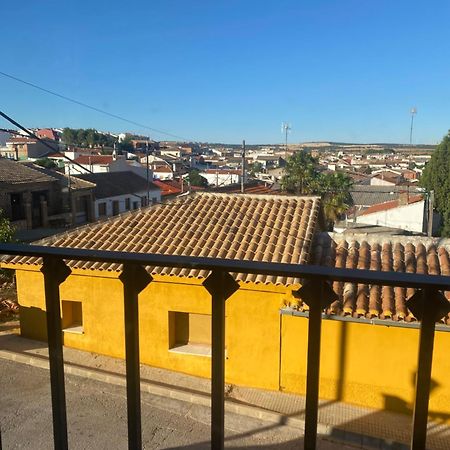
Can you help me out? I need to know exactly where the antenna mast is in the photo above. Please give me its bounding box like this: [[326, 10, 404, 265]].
[[281, 122, 291, 158], [409, 107, 417, 146], [241, 139, 246, 193]]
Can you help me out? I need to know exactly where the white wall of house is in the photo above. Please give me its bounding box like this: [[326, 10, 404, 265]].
[[370, 177, 397, 186], [110, 161, 153, 180], [66, 158, 129, 175], [356, 201, 426, 233], [94, 189, 161, 220], [153, 169, 173, 180], [201, 172, 240, 186]]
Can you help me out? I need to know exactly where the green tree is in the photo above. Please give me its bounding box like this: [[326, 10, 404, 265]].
[[281, 151, 353, 229], [281, 151, 317, 194], [186, 169, 208, 187], [249, 161, 263, 176], [117, 136, 134, 153], [0, 210, 15, 280], [35, 158, 57, 169], [86, 128, 98, 147], [62, 128, 76, 145], [316, 172, 353, 228], [0, 210, 15, 243], [420, 132, 450, 236]]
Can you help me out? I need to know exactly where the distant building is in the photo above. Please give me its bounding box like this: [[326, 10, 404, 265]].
[[0, 159, 72, 230], [66, 155, 128, 174], [75, 171, 161, 220], [2, 137, 53, 160], [35, 128, 59, 141], [201, 169, 241, 187], [351, 193, 440, 234], [152, 164, 174, 180], [370, 171, 403, 186]]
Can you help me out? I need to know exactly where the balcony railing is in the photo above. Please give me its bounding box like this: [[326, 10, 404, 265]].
[[0, 242, 449, 450]]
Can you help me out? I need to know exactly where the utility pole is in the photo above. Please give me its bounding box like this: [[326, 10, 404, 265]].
[[241, 140, 246, 193], [410, 107, 417, 146], [427, 190, 435, 237], [146, 140, 150, 206]]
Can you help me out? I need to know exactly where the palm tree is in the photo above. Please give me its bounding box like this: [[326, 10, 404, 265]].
[[281, 152, 317, 194], [317, 172, 353, 228]]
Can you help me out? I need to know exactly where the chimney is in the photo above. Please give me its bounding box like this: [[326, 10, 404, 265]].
[[398, 191, 410, 206]]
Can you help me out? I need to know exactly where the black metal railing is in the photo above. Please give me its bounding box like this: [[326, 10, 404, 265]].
[[0, 242, 449, 450]]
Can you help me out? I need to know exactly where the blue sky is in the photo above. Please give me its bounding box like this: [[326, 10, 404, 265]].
[[1, 0, 450, 144]]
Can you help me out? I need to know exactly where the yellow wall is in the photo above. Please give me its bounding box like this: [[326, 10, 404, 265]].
[[281, 315, 450, 423], [15, 268, 284, 391], [13, 267, 450, 423]]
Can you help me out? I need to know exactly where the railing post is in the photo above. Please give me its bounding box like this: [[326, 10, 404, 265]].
[[41, 257, 71, 450], [203, 271, 239, 450], [407, 288, 450, 450], [119, 264, 152, 450], [296, 279, 337, 450]]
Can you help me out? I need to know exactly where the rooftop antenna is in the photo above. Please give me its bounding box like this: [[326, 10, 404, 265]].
[[409, 107, 417, 146], [281, 122, 291, 158]]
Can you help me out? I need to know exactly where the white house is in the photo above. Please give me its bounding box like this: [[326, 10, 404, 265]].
[[66, 155, 128, 175], [354, 194, 436, 234], [201, 169, 241, 187], [74, 171, 161, 220]]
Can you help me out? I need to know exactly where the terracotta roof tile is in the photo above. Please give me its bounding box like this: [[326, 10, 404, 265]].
[[0, 159, 58, 184], [310, 233, 450, 325], [359, 194, 423, 216], [73, 155, 114, 165], [6, 193, 321, 286]]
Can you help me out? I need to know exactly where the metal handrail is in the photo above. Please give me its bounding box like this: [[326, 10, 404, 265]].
[[1, 243, 450, 290], [1, 242, 449, 450]]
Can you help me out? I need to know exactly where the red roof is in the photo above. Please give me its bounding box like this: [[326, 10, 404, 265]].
[[74, 155, 114, 165], [360, 194, 423, 216], [7, 137, 37, 143], [36, 129, 58, 141], [153, 166, 173, 173], [152, 179, 182, 196], [152, 179, 205, 196], [214, 182, 279, 195]]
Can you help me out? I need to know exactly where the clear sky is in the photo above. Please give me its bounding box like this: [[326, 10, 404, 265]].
[[1, 0, 450, 144]]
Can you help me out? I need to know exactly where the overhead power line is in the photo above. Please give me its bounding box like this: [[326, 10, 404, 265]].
[[0, 110, 151, 204], [0, 70, 190, 142]]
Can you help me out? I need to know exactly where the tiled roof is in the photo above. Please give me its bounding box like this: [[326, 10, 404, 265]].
[[36, 129, 58, 141], [0, 159, 57, 184], [152, 179, 182, 196], [350, 185, 422, 207], [7, 193, 321, 285], [153, 166, 173, 173], [359, 194, 423, 216], [73, 155, 114, 165], [22, 163, 95, 191], [371, 172, 401, 183], [75, 172, 159, 199], [6, 137, 37, 144], [310, 233, 450, 325], [213, 181, 280, 195]]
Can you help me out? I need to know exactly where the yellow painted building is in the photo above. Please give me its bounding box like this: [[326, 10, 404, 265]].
[[4, 194, 450, 424]]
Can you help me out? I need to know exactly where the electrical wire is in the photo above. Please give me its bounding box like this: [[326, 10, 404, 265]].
[[1, 112, 415, 244], [0, 70, 191, 142], [1, 117, 306, 242], [0, 110, 150, 204]]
